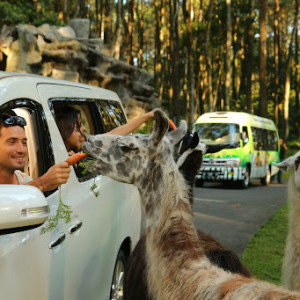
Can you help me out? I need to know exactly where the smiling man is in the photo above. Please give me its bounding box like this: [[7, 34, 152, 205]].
[[0, 109, 71, 192]]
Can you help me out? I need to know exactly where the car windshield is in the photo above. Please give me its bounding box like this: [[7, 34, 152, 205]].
[[194, 123, 240, 146]]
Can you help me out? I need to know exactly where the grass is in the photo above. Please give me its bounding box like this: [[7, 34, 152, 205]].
[[241, 203, 289, 284], [241, 145, 298, 284]]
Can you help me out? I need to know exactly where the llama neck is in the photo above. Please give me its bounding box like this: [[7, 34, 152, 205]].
[[139, 155, 203, 257], [287, 172, 300, 241]]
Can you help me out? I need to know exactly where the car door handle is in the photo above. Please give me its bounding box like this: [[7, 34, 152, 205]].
[[49, 233, 66, 249], [69, 221, 83, 234]]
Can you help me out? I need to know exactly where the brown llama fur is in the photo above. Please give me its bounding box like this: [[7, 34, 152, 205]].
[[83, 109, 300, 300]]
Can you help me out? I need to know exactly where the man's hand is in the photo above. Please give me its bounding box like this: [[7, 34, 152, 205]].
[[40, 161, 71, 191], [28, 161, 71, 192]]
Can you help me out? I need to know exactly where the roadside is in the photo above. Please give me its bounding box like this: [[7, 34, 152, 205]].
[[192, 180, 288, 257]]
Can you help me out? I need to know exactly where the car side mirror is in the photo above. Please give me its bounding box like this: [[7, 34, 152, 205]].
[[0, 185, 50, 235]]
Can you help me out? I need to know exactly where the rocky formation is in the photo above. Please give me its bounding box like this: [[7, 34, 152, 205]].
[[0, 19, 159, 119]]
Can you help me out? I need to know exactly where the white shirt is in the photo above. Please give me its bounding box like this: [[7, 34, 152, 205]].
[[15, 170, 32, 185]]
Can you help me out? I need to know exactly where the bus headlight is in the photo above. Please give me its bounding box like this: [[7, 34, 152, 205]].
[[226, 159, 241, 168]]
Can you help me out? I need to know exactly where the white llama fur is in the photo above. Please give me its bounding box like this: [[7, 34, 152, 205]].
[[276, 151, 300, 291], [83, 109, 300, 300]]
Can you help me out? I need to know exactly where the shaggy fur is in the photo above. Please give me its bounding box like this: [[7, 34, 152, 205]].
[[276, 151, 300, 291], [83, 109, 300, 300], [123, 131, 251, 300]]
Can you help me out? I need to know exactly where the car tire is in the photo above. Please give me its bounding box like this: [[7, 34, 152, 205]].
[[239, 167, 250, 189], [261, 168, 271, 186], [110, 249, 126, 300], [195, 179, 204, 187]]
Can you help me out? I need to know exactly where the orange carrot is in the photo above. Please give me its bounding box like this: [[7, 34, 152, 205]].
[[66, 153, 86, 165], [169, 119, 177, 130]]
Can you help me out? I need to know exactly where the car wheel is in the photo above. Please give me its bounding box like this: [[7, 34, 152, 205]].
[[261, 168, 271, 186], [110, 249, 126, 300], [195, 179, 204, 187], [239, 167, 250, 189]]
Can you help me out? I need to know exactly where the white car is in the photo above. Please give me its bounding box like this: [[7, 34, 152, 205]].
[[0, 72, 141, 300]]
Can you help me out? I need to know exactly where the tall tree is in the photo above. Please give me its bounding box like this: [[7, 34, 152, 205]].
[[273, 0, 280, 127], [224, 0, 232, 111], [104, 0, 113, 43], [127, 0, 135, 65], [205, 0, 215, 112], [182, 0, 195, 128], [295, 0, 300, 138], [169, 0, 180, 122], [259, 0, 268, 118]]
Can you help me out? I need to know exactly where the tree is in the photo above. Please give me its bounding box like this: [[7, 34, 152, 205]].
[[224, 0, 232, 111], [259, 0, 268, 118]]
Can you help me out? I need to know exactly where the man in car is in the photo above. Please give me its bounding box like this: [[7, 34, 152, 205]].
[[0, 109, 71, 192]]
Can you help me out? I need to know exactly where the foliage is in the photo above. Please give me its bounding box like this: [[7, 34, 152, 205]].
[[40, 187, 73, 234], [0, 0, 299, 139], [0, 0, 62, 27]]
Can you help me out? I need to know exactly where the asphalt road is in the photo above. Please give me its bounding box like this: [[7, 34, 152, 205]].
[[192, 180, 288, 257]]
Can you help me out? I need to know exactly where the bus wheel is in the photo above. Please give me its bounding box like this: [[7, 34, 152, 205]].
[[261, 168, 271, 186], [195, 179, 204, 187], [239, 167, 250, 189]]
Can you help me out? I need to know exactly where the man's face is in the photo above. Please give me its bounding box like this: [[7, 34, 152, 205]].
[[0, 126, 27, 173]]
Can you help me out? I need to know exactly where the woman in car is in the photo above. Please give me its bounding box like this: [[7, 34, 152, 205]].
[[55, 105, 155, 155]]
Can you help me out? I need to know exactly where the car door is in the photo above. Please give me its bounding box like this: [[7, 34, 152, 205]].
[[0, 99, 66, 300], [37, 84, 126, 300]]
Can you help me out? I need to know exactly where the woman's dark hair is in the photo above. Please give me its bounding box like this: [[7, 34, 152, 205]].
[[55, 106, 80, 143]]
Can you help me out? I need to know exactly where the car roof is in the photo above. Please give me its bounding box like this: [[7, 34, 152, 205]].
[[0, 71, 119, 105]]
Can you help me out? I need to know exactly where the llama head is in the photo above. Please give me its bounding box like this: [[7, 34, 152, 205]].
[[276, 150, 300, 189], [83, 109, 187, 185]]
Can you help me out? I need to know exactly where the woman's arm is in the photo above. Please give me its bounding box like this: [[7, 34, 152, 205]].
[[107, 110, 155, 136]]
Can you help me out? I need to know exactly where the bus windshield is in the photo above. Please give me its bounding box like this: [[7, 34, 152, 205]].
[[194, 123, 240, 146]]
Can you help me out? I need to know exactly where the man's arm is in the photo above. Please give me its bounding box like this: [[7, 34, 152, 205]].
[[27, 161, 71, 192], [107, 110, 155, 136]]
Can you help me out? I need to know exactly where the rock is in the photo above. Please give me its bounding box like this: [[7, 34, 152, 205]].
[[0, 22, 159, 117], [57, 26, 76, 39], [69, 19, 90, 39], [52, 69, 79, 82]]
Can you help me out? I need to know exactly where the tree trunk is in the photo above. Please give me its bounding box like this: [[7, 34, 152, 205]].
[[104, 0, 113, 43], [135, 1, 144, 67], [273, 0, 280, 127], [259, 0, 268, 118], [283, 28, 295, 141], [244, 0, 255, 113], [205, 0, 215, 112], [295, 0, 300, 138], [224, 0, 232, 111], [169, 0, 180, 122], [127, 0, 135, 65], [113, 0, 122, 59], [182, 0, 195, 129]]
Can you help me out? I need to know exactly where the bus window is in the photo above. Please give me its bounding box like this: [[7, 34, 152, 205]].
[[242, 126, 249, 145], [195, 123, 240, 146]]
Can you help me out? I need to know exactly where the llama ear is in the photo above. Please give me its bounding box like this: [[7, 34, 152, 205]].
[[190, 132, 200, 149], [206, 144, 232, 154], [275, 151, 300, 172], [149, 109, 169, 147], [166, 120, 188, 146]]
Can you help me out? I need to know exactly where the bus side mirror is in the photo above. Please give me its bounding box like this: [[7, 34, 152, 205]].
[[240, 132, 249, 145]]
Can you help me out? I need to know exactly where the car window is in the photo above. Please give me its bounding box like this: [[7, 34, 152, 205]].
[[96, 100, 127, 132], [49, 98, 127, 181], [1, 99, 55, 195]]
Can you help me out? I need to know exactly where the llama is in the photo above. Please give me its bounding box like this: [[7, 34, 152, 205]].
[[83, 109, 300, 300], [276, 151, 300, 291], [123, 130, 251, 300]]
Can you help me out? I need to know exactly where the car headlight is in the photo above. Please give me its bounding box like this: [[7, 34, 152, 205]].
[[226, 159, 241, 168]]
